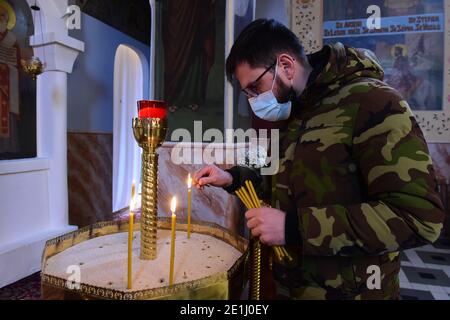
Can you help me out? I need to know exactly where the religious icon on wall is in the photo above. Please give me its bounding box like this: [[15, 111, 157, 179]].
[[323, 0, 444, 111], [154, 0, 225, 139], [0, 0, 36, 160]]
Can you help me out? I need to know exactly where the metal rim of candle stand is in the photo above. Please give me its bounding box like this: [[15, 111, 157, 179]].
[[41, 219, 250, 300]]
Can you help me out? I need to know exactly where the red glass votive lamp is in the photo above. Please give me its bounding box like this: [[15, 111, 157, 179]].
[[137, 100, 168, 119]]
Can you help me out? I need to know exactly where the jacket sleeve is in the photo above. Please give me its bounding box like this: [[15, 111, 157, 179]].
[[222, 166, 272, 197], [294, 87, 445, 257]]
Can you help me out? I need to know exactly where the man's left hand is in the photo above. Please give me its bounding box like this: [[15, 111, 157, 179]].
[[245, 207, 286, 246]]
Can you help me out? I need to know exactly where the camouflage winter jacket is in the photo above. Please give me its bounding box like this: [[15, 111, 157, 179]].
[[225, 43, 445, 300]]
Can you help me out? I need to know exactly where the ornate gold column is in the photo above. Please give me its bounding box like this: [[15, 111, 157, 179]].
[[132, 117, 167, 260]]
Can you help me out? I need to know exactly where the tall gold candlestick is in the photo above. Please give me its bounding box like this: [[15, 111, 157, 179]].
[[132, 117, 167, 260], [187, 174, 192, 239], [169, 197, 177, 286]]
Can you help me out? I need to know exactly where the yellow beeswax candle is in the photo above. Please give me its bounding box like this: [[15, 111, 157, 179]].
[[169, 196, 177, 285], [187, 174, 192, 239], [127, 195, 136, 290]]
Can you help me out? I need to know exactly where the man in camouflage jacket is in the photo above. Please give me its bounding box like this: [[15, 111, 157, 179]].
[[194, 19, 444, 300]]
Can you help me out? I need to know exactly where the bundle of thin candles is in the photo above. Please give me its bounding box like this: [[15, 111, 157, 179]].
[[235, 180, 293, 262]]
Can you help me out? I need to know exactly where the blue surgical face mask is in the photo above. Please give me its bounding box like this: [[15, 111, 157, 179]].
[[248, 62, 292, 122]]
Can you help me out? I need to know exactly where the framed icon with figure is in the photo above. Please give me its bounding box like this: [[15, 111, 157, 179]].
[[290, 0, 450, 143], [0, 0, 36, 160]]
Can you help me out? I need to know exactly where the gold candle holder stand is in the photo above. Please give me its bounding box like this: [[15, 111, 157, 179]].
[[132, 117, 167, 260]]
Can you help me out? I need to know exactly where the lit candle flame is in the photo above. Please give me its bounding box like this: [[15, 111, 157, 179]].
[[187, 173, 192, 189], [130, 195, 137, 213], [131, 180, 136, 198], [170, 196, 177, 215]]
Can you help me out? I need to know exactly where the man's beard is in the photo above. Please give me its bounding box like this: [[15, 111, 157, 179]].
[[275, 76, 293, 104]]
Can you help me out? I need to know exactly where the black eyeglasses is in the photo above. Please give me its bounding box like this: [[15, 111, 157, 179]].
[[242, 60, 277, 98]]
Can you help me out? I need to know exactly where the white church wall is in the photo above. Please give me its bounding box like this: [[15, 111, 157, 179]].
[[0, 159, 50, 245], [65, 12, 150, 227], [0, 0, 84, 288], [68, 13, 150, 133]]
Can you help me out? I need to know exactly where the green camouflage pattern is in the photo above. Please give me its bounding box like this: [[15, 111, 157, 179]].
[[271, 43, 445, 300]]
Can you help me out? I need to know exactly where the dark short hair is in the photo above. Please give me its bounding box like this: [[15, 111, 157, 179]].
[[226, 19, 306, 82]]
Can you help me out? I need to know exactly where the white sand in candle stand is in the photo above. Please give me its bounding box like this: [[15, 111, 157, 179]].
[[43, 230, 242, 291]]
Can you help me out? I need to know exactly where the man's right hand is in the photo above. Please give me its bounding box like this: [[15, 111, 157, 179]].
[[193, 165, 233, 190]]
